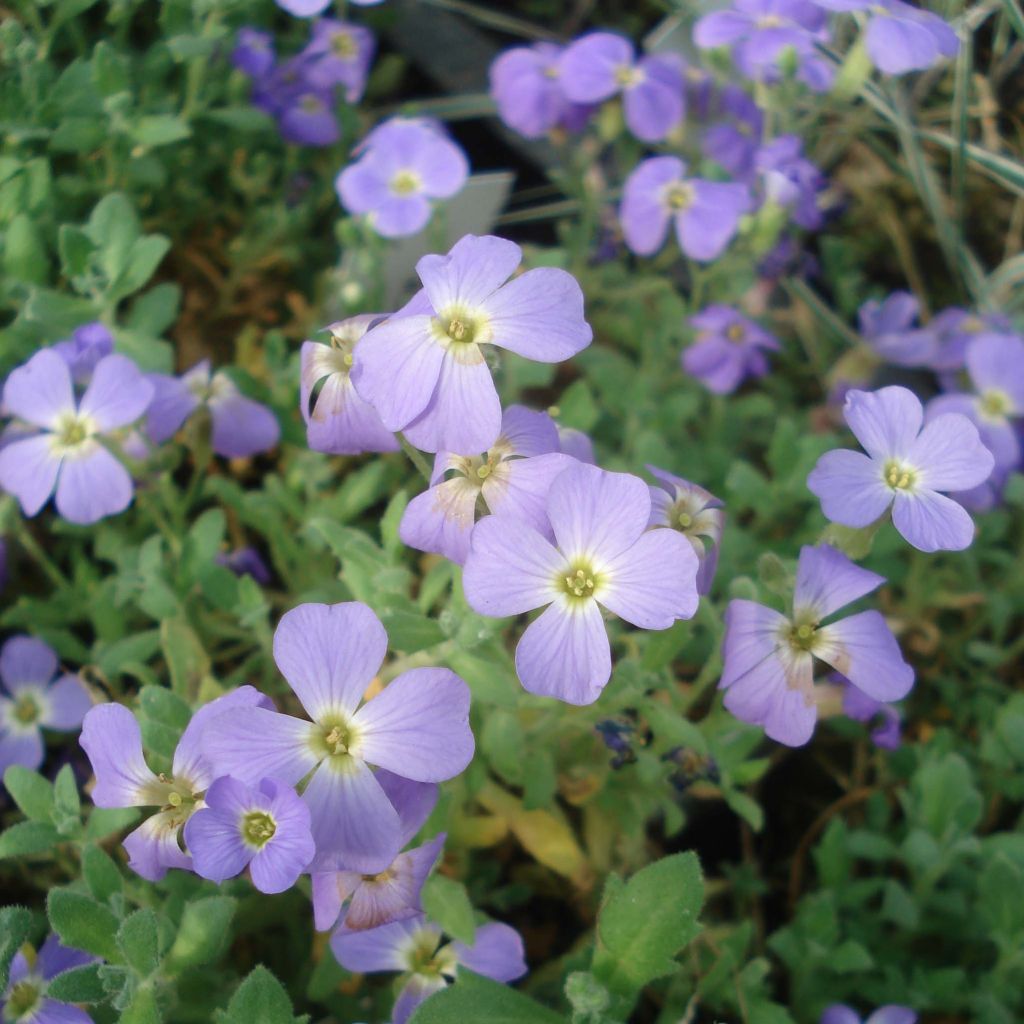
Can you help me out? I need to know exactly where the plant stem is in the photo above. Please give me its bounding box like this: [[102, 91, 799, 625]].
[[398, 434, 433, 483], [12, 518, 71, 592]]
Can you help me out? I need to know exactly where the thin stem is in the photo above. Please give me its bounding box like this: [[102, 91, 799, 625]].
[[11, 518, 71, 591], [398, 434, 434, 483]]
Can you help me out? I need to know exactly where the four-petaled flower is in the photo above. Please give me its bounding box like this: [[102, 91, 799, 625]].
[[682, 305, 779, 394]]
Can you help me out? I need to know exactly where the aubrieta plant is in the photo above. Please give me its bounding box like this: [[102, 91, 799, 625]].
[[0, 1, 1022, 1024]]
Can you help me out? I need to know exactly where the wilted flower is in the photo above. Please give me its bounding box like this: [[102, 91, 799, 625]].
[[80, 687, 272, 881], [720, 544, 914, 746], [146, 360, 280, 458], [399, 405, 574, 564], [351, 234, 592, 455], [2, 936, 97, 1024], [337, 119, 469, 238], [620, 157, 751, 261], [463, 463, 699, 705], [559, 32, 685, 142], [331, 915, 527, 1024], [202, 602, 473, 872], [0, 637, 91, 777], [807, 386, 995, 551], [0, 349, 153, 524], [52, 322, 115, 386], [683, 305, 779, 394]]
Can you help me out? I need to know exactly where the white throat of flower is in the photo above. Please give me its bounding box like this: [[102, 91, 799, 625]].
[[50, 410, 98, 457], [429, 305, 493, 363], [882, 458, 919, 494], [976, 388, 1014, 423]]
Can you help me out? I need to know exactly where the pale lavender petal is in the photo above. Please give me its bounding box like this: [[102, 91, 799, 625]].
[[329, 915, 423, 973], [249, 781, 315, 893], [719, 600, 788, 693], [623, 57, 684, 142], [202, 707, 320, 787], [0, 636, 57, 690], [416, 235, 522, 312], [558, 32, 633, 103], [2, 349, 74, 428], [184, 811, 251, 883], [123, 810, 191, 881], [619, 156, 682, 256], [40, 675, 92, 730], [806, 449, 893, 528], [145, 372, 200, 443], [909, 413, 994, 491], [306, 365, 399, 455], [866, 1007, 917, 1024], [372, 195, 433, 238], [209, 391, 279, 458], [54, 445, 133, 525], [498, 405, 559, 457], [694, 10, 755, 46], [866, 15, 939, 75], [273, 602, 387, 722], [409, 135, 470, 199], [844, 386, 922, 460], [353, 667, 473, 782], [37, 935, 96, 980], [966, 333, 1024, 408], [312, 871, 360, 931], [483, 453, 575, 538], [792, 544, 884, 620], [558, 426, 595, 464], [80, 704, 160, 807], [452, 921, 527, 982], [376, 771, 439, 846], [599, 528, 699, 628], [78, 355, 154, 431], [28, 1000, 93, 1024], [763, 685, 817, 747], [393, 975, 446, 1024], [815, 610, 914, 702], [463, 515, 561, 617], [515, 600, 611, 705], [682, 339, 746, 395], [0, 435, 62, 517], [892, 488, 976, 552], [277, 0, 332, 14], [399, 477, 480, 565], [676, 181, 750, 262], [0, 729, 44, 773]]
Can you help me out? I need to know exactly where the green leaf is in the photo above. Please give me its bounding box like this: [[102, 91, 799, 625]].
[[3, 765, 55, 821], [591, 852, 704, 1000], [86, 806, 140, 840], [216, 965, 308, 1024], [118, 909, 161, 977], [126, 283, 181, 336], [58, 223, 96, 282], [0, 907, 33, 990], [0, 821, 60, 858], [421, 875, 476, 946], [48, 888, 121, 960], [107, 235, 171, 302], [160, 619, 210, 698], [132, 115, 191, 148], [83, 844, 124, 902], [410, 971, 566, 1024], [53, 764, 82, 833], [166, 896, 236, 970], [46, 963, 106, 1003], [4, 212, 49, 284]]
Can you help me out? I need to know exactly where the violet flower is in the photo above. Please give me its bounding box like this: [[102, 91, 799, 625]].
[[0, 637, 91, 778], [351, 234, 592, 455], [201, 602, 473, 873], [312, 771, 443, 932], [79, 686, 272, 881], [303, 19, 375, 102], [720, 544, 913, 746], [399, 404, 574, 564], [463, 463, 699, 705], [559, 32, 685, 142], [232, 28, 275, 79], [926, 308, 1014, 372], [807, 386, 995, 552], [0, 349, 153, 524], [337, 119, 469, 238], [683, 305, 779, 394], [330, 914, 527, 1024], [754, 135, 827, 230], [52, 322, 115, 386], [821, 1006, 916, 1024], [215, 547, 272, 584], [146, 360, 279, 458], [620, 156, 752, 262], [858, 291, 936, 367], [278, 87, 340, 146], [2, 936, 97, 1024], [301, 316, 400, 455], [701, 86, 764, 178], [646, 466, 724, 595]]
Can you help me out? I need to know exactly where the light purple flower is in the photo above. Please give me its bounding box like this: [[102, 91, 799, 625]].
[[807, 386, 996, 552], [146, 360, 279, 458], [400, 405, 574, 564], [720, 544, 913, 746], [620, 157, 752, 262], [701, 86, 764, 178], [215, 547, 271, 584], [52, 322, 115, 386], [351, 234, 592, 455], [300, 317, 399, 455], [463, 463, 699, 705], [79, 686, 272, 881], [312, 771, 443, 932], [559, 32, 685, 142], [0, 637, 91, 778], [184, 776, 315, 893], [755, 135, 827, 230], [276, 0, 331, 14], [337, 119, 469, 238], [3, 936, 97, 1024], [646, 466, 724, 595], [331, 914, 527, 1024], [839, 674, 901, 750], [278, 87, 340, 146], [304, 19, 376, 102], [683, 305, 779, 394], [0, 349, 153, 524], [821, 1006, 916, 1024], [232, 28, 275, 79], [858, 291, 936, 367], [926, 308, 1014, 372], [201, 602, 473, 873]]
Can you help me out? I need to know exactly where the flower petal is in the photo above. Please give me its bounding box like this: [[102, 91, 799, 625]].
[[312, 870, 361, 931], [0, 435, 62, 517], [78, 355, 154, 431], [184, 806, 252, 884], [815, 610, 914, 702], [40, 674, 92, 730], [54, 445, 133, 525], [80, 704, 160, 807], [908, 413, 994, 491], [2, 349, 74, 429], [483, 453, 575, 539], [399, 476, 480, 565], [806, 449, 893, 528], [307, 368, 399, 455], [793, 544, 885, 620], [558, 32, 633, 102], [0, 729, 44, 774], [762, 684, 818, 747], [330, 915, 426, 973], [844, 386, 922, 460], [209, 392, 280, 458], [0, 636, 57, 691], [145, 372, 200, 443], [416, 234, 521, 312], [123, 811, 191, 882], [892, 488, 976, 551], [498, 405, 560, 457], [452, 921, 527, 982], [202, 707, 321, 787], [375, 771, 439, 847]]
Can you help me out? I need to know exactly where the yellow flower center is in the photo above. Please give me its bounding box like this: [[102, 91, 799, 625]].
[[726, 324, 746, 343], [665, 182, 695, 211], [331, 31, 356, 58], [54, 413, 92, 450], [614, 64, 643, 88], [241, 810, 277, 848], [978, 389, 1012, 420], [883, 460, 917, 491], [6, 980, 42, 1020], [559, 563, 600, 601], [390, 170, 422, 196], [13, 693, 40, 725]]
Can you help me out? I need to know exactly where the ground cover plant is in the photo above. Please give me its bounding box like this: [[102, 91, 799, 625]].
[[0, 0, 1022, 1022]]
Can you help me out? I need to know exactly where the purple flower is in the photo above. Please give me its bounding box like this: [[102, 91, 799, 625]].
[[279, 87, 340, 146], [754, 135, 827, 230], [215, 547, 272, 584], [146, 360, 279, 458], [490, 43, 592, 139], [858, 291, 936, 367], [184, 776, 315, 894], [400, 405, 574, 564], [3, 936, 97, 1024], [312, 771, 443, 932], [620, 157, 752, 262], [331, 914, 527, 1024], [201, 602, 473, 873], [337, 119, 469, 238], [683, 305, 779, 394], [720, 544, 913, 746], [807, 386, 996, 552], [52, 322, 115, 386], [926, 308, 1014, 372], [276, 0, 331, 14], [0, 350, 153, 524], [559, 32, 685, 142], [79, 686, 272, 881], [0, 637, 91, 778], [463, 463, 700, 705], [646, 466, 724, 595], [232, 28, 275, 79], [303, 19, 375, 102], [821, 1006, 916, 1024], [701, 86, 764, 178], [301, 317, 401, 454], [839, 674, 902, 750], [351, 234, 592, 455]]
